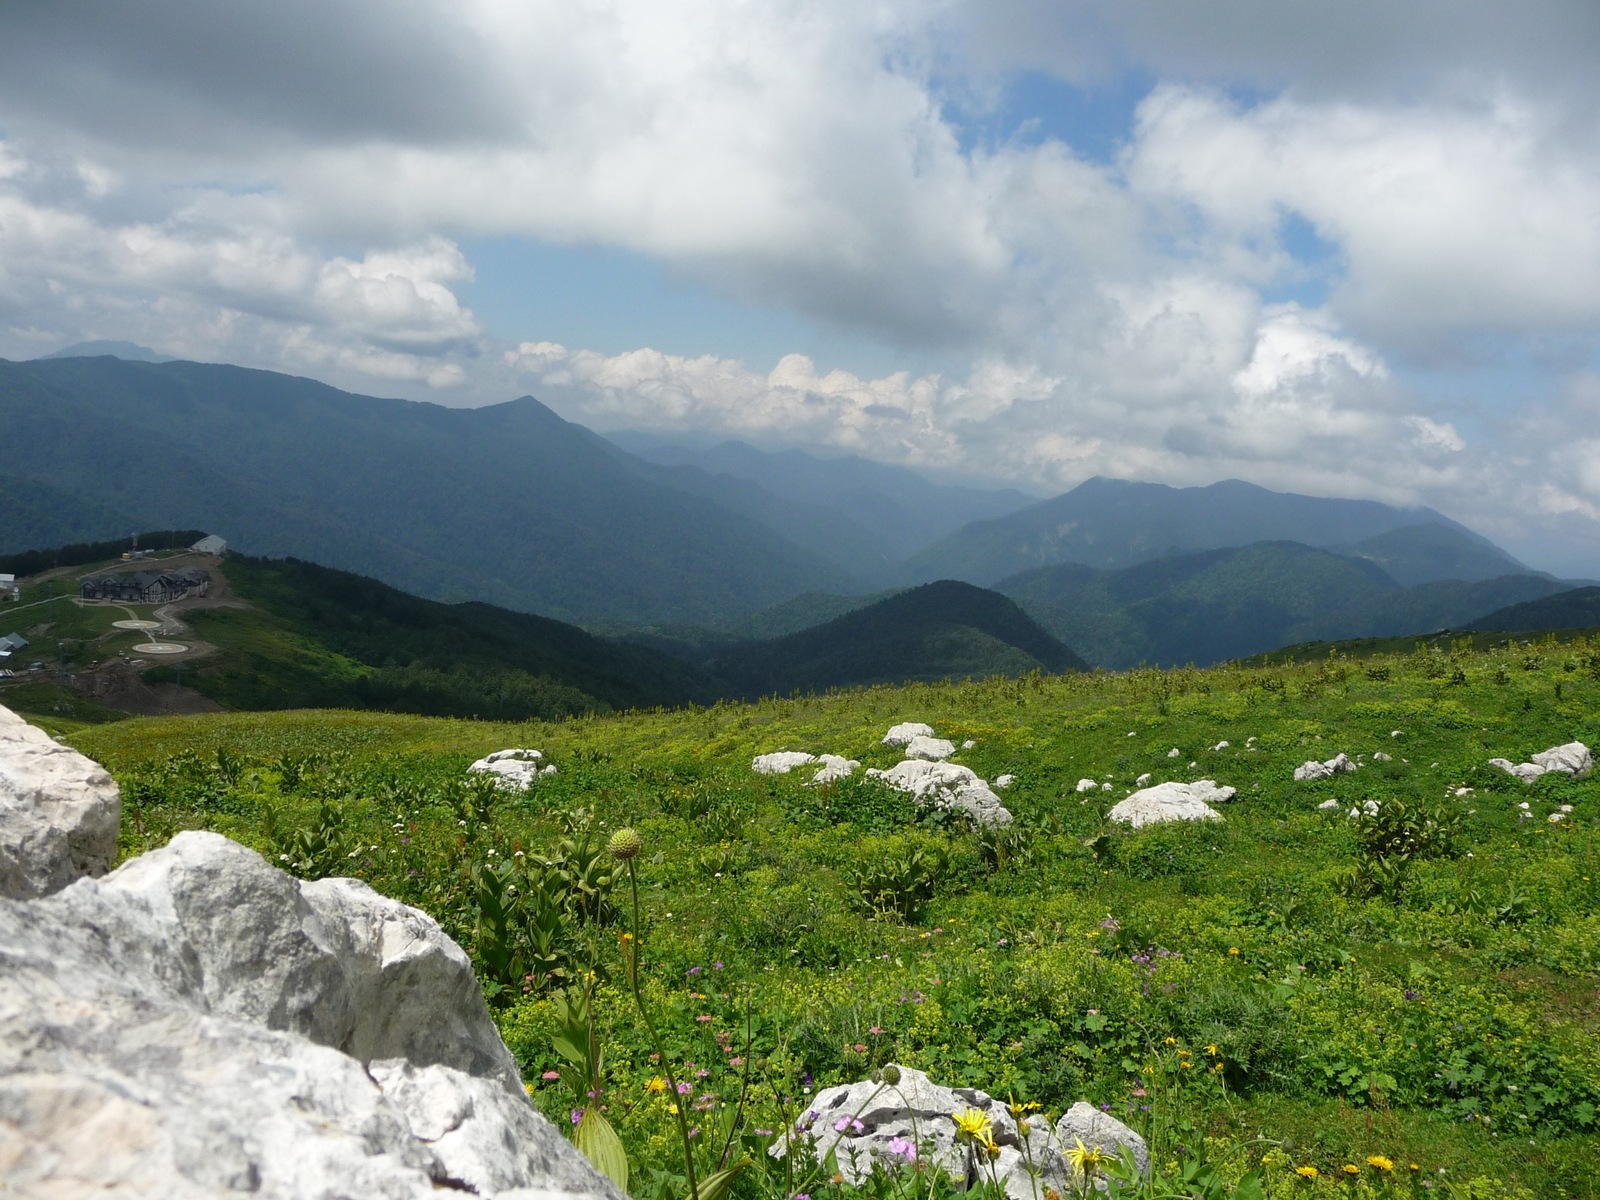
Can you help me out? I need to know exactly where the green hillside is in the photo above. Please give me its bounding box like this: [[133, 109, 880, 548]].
[[159, 556, 720, 717], [0, 356, 858, 625], [1466, 586, 1600, 634], [63, 634, 1600, 1196], [902, 476, 1509, 586], [998, 542, 1569, 669], [1333, 522, 1531, 587], [705, 580, 1089, 698]]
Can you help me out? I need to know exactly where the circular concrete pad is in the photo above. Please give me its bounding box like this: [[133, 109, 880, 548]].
[[132, 642, 187, 655], [113, 620, 162, 631]]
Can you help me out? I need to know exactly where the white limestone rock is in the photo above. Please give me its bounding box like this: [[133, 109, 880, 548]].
[[0, 830, 623, 1200], [469, 748, 548, 792], [961, 739, 977, 750], [1106, 781, 1230, 829], [810, 755, 861, 785], [1373, 752, 1392, 762], [1489, 742, 1592, 783], [1135, 773, 1152, 786], [882, 723, 936, 747], [867, 760, 1012, 826], [781, 1067, 1144, 1200], [752, 751, 818, 775], [1075, 778, 1099, 793], [0, 702, 121, 899], [1166, 748, 1181, 758], [1317, 798, 1341, 810], [1293, 753, 1355, 782], [905, 735, 957, 762], [994, 774, 1015, 789]]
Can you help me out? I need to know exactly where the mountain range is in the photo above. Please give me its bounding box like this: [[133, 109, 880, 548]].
[[3, 350, 1591, 672]]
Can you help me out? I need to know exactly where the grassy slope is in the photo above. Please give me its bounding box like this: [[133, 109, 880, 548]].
[[170, 556, 719, 717], [67, 636, 1600, 1196]]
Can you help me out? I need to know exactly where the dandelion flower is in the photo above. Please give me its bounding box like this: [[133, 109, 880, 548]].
[[1343, 1164, 1359, 1176], [1367, 1155, 1394, 1173], [951, 1108, 992, 1145], [1294, 1165, 1318, 1179], [644, 1077, 668, 1094]]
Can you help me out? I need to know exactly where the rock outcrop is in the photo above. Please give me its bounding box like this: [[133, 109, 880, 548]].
[[1106, 780, 1232, 828], [882, 723, 936, 747], [1293, 753, 1355, 782], [866, 760, 1013, 826], [904, 735, 957, 762], [752, 751, 818, 775], [1489, 741, 1593, 783], [0, 706, 625, 1200], [0, 704, 120, 899], [810, 754, 861, 785], [468, 748, 557, 791], [784, 1066, 1145, 1200]]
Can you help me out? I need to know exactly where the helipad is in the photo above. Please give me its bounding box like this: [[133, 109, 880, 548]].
[[131, 642, 187, 655], [113, 620, 162, 631]]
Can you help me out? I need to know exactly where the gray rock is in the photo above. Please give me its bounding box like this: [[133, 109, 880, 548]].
[[1372, 751, 1392, 762], [1106, 781, 1232, 828], [883, 723, 936, 747], [752, 751, 817, 775], [866, 760, 1013, 826], [779, 1068, 1143, 1199], [1293, 753, 1355, 782], [0, 830, 622, 1200], [810, 755, 861, 785], [0, 702, 121, 899], [469, 748, 547, 792], [1489, 743, 1591, 783], [905, 735, 956, 762]]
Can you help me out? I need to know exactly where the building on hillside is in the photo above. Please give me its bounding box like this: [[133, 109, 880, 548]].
[[79, 567, 210, 604], [0, 574, 16, 601], [189, 534, 227, 555], [0, 632, 27, 659]]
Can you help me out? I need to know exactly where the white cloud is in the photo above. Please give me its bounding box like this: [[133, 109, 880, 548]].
[[0, 2, 1598, 571]]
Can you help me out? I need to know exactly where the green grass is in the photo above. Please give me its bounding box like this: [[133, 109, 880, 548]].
[[66, 637, 1600, 1198]]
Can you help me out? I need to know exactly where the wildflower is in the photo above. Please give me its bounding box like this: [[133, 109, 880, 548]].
[[1409, 1163, 1421, 1172], [645, 1077, 668, 1094], [1343, 1164, 1360, 1176], [1163, 1036, 1177, 1046], [829, 1175, 843, 1185], [869, 1026, 884, 1035], [541, 1070, 561, 1081], [571, 1108, 585, 1125], [951, 1107, 993, 1145], [1368, 1155, 1394, 1173], [1228, 947, 1240, 956], [524, 1082, 535, 1096], [677, 1082, 693, 1095], [1065, 1137, 1115, 1178], [834, 1116, 865, 1134], [1204, 1043, 1220, 1056], [886, 1136, 917, 1162], [729, 1056, 745, 1067], [606, 828, 643, 860], [695, 1014, 713, 1023], [1294, 1165, 1318, 1180], [853, 1043, 867, 1053]]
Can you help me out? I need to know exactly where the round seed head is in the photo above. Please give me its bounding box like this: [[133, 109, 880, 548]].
[[607, 828, 644, 861]]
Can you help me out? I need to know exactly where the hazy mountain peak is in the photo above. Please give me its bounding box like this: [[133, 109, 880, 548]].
[[36, 340, 175, 363]]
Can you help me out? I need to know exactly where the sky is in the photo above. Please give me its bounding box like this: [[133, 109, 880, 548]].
[[3, 2, 1600, 574]]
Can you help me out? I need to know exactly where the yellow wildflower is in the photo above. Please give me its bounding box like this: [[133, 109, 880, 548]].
[[1342, 1164, 1359, 1176], [1228, 947, 1240, 956], [1065, 1137, 1115, 1178], [1163, 1036, 1177, 1046], [1367, 1155, 1394, 1173], [644, 1077, 668, 1094], [1294, 1165, 1318, 1179], [951, 1108, 992, 1144], [1204, 1043, 1221, 1056]]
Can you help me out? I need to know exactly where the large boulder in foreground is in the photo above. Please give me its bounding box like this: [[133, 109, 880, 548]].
[[0, 825, 624, 1199], [0, 703, 120, 899], [784, 1065, 1145, 1199], [1106, 780, 1233, 829]]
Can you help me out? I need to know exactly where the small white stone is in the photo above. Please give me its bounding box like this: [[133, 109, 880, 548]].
[[961, 739, 976, 750], [1167, 747, 1181, 758], [1135, 773, 1152, 786], [1211, 741, 1229, 751], [1075, 778, 1098, 793], [994, 774, 1014, 789]]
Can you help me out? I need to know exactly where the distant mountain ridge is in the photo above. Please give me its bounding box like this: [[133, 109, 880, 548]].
[[0, 356, 862, 625], [704, 580, 1088, 699], [901, 476, 1524, 586], [997, 541, 1570, 669]]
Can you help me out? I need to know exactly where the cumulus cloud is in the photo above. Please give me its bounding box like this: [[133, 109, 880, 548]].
[[1, 1, 1598, 570]]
